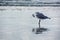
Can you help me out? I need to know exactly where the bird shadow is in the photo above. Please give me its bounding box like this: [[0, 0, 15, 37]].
[[32, 28, 48, 34]]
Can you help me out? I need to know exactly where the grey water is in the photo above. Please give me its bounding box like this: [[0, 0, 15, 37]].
[[0, 0, 60, 6]]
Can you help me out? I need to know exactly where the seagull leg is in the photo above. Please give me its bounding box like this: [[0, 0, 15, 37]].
[[39, 19, 41, 28]]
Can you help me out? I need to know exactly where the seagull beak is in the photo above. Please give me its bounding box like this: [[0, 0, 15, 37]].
[[32, 14, 35, 17]]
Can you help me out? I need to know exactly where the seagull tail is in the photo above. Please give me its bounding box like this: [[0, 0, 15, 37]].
[[48, 17, 51, 19]]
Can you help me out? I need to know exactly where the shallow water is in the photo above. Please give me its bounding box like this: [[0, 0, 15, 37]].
[[0, 7, 60, 40]]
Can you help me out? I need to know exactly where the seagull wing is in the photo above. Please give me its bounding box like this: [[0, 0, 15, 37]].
[[36, 13, 45, 18]]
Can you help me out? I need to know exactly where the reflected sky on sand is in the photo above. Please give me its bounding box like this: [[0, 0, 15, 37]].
[[0, 7, 60, 40]]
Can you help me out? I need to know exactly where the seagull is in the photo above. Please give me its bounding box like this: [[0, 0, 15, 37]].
[[32, 12, 51, 28], [32, 12, 51, 19], [32, 12, 51, 34]]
